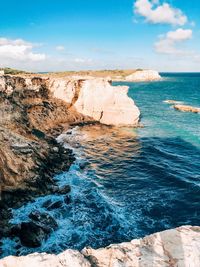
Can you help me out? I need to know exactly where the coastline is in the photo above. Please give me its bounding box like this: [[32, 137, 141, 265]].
[[1, 71, 200, 265], [0, 73, 139, 256]]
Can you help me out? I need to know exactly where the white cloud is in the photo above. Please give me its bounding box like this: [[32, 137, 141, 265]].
[[166, 28, 192, 42], [134, 0, 187, 26], [0, 38, 46, 62], [155, 28, 192, 55], [56, 45, 65, 51]]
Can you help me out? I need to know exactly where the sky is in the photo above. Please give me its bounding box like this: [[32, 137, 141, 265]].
[[0, 0, 200, 72]]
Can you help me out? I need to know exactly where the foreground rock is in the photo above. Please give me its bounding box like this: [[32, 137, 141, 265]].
[[125, 69, 161, 82], [174, 104, 200, 113], [1, 226, 200, 266]]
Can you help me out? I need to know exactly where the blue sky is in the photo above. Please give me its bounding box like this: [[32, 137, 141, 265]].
[[0, 0, 200, 72]]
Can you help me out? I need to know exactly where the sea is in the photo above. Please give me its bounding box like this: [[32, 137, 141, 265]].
[[1, 72, 200, 257]]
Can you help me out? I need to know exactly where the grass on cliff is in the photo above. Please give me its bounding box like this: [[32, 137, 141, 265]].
[[0, 67, 29, 75], [47, 69, 143, 79]]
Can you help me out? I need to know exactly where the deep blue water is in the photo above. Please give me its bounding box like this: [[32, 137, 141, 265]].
[[1, 73, 200, 257]]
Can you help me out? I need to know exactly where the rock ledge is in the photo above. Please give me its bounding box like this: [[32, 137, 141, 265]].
[[1, 226, 200, 267]]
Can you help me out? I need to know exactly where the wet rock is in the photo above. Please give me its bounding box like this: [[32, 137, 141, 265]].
[[19, 221, 49, 247], [42, 200, 63, 210], [28, 211, 58, 229], [17, 211, 58, 248], [64, 195, 71, 205], [10, 224, 21, 237], [53, 185, 71, 195]]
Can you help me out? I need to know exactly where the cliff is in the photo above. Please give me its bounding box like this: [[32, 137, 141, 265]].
[[1, 226, 199, 267], [0, 75, 139, 192], [0, 74, 140, 243], [49, 77, 140, 126], [125, 70, 161, 82]]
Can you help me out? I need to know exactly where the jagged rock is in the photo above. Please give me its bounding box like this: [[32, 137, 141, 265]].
[[53, 185, 71, 195], [1, 226, 200, 266], [14, 211, 58, 248], [19, 221, 50, 247], [28, 211, 58, 228]]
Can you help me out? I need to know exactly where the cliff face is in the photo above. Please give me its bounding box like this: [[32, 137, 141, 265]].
[[0, 74, 140, 195], [125, 70, 161, 82], [0, 75, 91, 202], [0, 74, 140, 240], [1, 226, 199, 267], [49, 77, 140, 126]]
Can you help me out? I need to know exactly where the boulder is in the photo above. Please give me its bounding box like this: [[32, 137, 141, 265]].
[[19, 221, 48, 247]]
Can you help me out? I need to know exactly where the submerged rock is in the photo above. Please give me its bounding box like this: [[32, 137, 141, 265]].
[[1, 226, 200, 266]]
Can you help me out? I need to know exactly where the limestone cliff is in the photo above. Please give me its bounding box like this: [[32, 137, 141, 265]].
[[0, 74, 140, 195], [1, 226, 199, 267], [49, 77, 140, 126], [125, 69, 161, 82], [0, 75, 93, 214]]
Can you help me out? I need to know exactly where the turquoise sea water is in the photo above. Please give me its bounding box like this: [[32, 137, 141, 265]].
[[1, 73, 200, 257]]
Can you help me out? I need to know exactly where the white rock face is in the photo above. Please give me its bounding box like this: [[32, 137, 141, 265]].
[[1, 226, 200, 267], [126, 70, 161, 82], [49, 78, 140, 126], [0, 75, 140, 126], [73, 79, 140, 125]]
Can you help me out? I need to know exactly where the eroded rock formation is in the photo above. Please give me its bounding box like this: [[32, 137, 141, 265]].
[[1, 226, 199, 267], [125, 70, 161, 82], [49, 77, 140, 126]]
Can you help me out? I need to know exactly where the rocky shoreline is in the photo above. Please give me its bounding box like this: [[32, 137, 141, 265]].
[[0, 75, 95, 253], [0, 74, 140, 257], [2, 73, 199, 266]]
